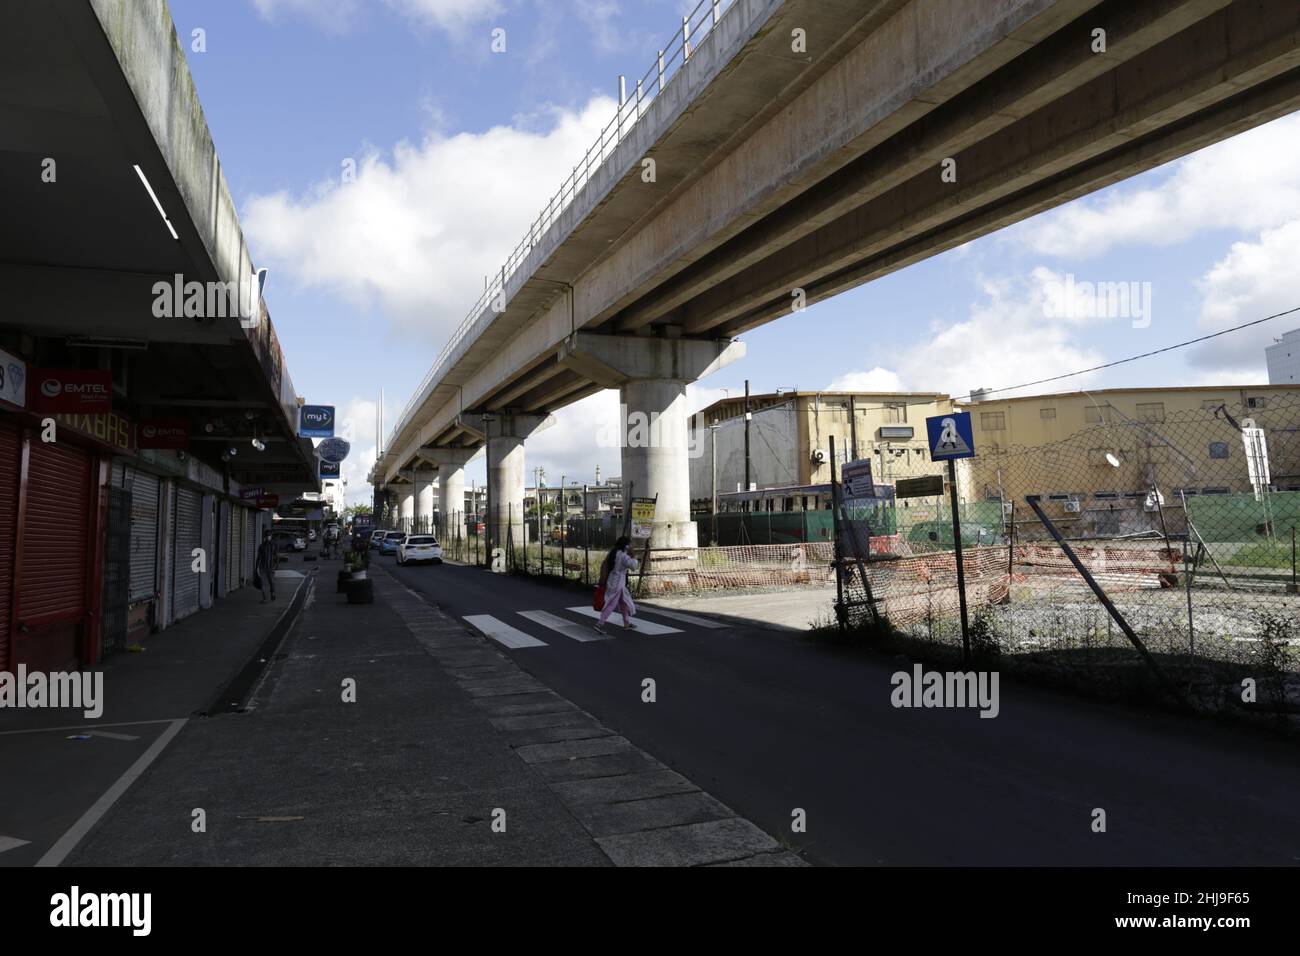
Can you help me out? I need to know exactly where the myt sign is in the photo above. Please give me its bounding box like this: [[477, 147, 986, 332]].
[[299, 404, 335, 438]]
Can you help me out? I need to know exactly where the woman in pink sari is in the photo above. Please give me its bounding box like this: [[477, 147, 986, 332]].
[[595, 536, 639, 633]]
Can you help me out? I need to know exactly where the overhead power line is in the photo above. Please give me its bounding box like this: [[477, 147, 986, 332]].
[[848, 303, 1300, 414]]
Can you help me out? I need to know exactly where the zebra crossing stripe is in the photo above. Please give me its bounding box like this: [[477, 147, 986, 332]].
[[565, 607, 682, 635], [463, 615, 547, 649], [518, 609, 609, 642], [635, 606, 727, 629]]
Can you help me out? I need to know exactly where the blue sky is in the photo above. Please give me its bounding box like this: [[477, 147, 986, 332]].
[[168, 0, 1300, 502]]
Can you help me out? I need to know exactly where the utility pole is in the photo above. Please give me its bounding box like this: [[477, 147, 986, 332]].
[[710, 423, 719, 546], [849, 395, 858, 460], [744, 379, 751, 492], [482, 413, 494, 557]]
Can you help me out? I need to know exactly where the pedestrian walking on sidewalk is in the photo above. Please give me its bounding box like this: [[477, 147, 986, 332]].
[[595, 536, 639, 633], [255, 529, 278, 602]]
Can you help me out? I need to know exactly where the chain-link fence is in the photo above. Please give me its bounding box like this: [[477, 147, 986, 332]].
[[836, 393, 1300, 716]]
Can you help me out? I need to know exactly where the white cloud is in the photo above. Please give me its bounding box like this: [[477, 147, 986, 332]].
[[390, 0, 503, 32], [1189, 219, 1300, 375], [250, 0, 500, 33], [829, 270, 1110, 399], [325, 395, 381, 506], [1012, 113, 1300, 259], [828, 367, 904, 393], [243, 96, 617, 344]]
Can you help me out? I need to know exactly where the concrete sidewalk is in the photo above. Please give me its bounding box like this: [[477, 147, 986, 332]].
[[64, 558, 801, 866], [642, 587, 835, 632], [0, 567, 312, 867]]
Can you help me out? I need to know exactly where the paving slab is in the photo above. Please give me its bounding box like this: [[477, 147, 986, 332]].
[[596, 817, 781, 867]]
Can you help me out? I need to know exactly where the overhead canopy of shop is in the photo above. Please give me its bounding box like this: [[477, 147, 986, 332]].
[[0, 0, 318, 493]]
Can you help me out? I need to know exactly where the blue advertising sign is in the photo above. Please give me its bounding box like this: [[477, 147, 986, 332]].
[[299, 404, 335, 438], [320, 460, 341, 479], [317, 437, 351, 463], [926, 411, 976, 461]]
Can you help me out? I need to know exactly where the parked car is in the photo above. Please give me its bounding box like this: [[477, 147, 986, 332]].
[[272, 530, 307, 552], [369, 530, 386, 550], [379, 531, 406, 556], [397, 535, 443, 566]]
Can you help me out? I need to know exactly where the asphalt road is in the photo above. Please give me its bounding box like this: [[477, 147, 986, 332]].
[[386, 554, 1300, 866]]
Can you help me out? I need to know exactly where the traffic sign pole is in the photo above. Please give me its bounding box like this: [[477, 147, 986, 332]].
[[948, 458, 971, 663]]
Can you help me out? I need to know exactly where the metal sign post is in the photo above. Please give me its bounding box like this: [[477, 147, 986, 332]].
[[926, 412, 977, 663], [947, 458, 970, 663]]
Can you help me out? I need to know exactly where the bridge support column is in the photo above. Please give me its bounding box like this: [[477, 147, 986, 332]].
[[419, 448, 478, 538], [416, 470, 435, 534], [398, 486, 415, 530], [558, 332, 744, 551], [481, 414, 552, 555]]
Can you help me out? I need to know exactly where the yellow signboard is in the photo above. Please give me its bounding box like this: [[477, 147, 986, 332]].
[[630, 497, 656, 539]]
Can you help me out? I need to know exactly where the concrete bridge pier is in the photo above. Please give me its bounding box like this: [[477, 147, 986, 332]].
[[379, 488, 397, 526], [419, 447, 478, 538], [398, 486, 415, 529], [469, 414, 553, 554], [559, 332, 745, 551], [415, 470, 435, 533]]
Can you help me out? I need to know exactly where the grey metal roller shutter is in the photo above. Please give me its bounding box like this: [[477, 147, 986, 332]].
[[127, 469, 161, 602], [244, 509, 256, 581], [170, 486, 202, 622], [226, 502, 239, 592]]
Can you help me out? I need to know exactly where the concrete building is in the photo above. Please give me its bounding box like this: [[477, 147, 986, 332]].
[[962, 385, 1300, 500], [690, 390, 954, 508], [691, 384, 1300, 535], [0, 1, 318, 672], [525, 478, 622, 516], [1267, 328, 1300, 385]]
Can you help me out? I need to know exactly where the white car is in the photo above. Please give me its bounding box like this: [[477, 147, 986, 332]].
[[272, 531, 307, 552], [397, 534, 443, 566]]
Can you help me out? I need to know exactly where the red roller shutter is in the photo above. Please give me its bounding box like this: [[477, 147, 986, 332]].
[[0, 421, 20, 672], [17, 439, 92, 670]]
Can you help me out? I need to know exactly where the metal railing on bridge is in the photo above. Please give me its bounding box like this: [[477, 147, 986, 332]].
[[382, 0, 741, 459]]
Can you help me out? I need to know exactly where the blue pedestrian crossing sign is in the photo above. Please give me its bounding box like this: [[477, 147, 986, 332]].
[[926, 411, 976, 461]]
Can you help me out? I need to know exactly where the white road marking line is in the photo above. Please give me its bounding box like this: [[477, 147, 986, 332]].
[[518, 609, 609, 642], [36, 717, 189, 868], [637, 606, 727, 629], [463, 615, 547, 649], [0, 835, 32, 854], [565, 607, 682, 635], [0, 718, 177, 737]]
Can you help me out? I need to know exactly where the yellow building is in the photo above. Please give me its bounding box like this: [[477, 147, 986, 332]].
[[961, 384, 1300, 506]]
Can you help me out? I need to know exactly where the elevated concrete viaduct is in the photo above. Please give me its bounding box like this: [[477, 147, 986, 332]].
[[373, 0, 1300, 552]]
